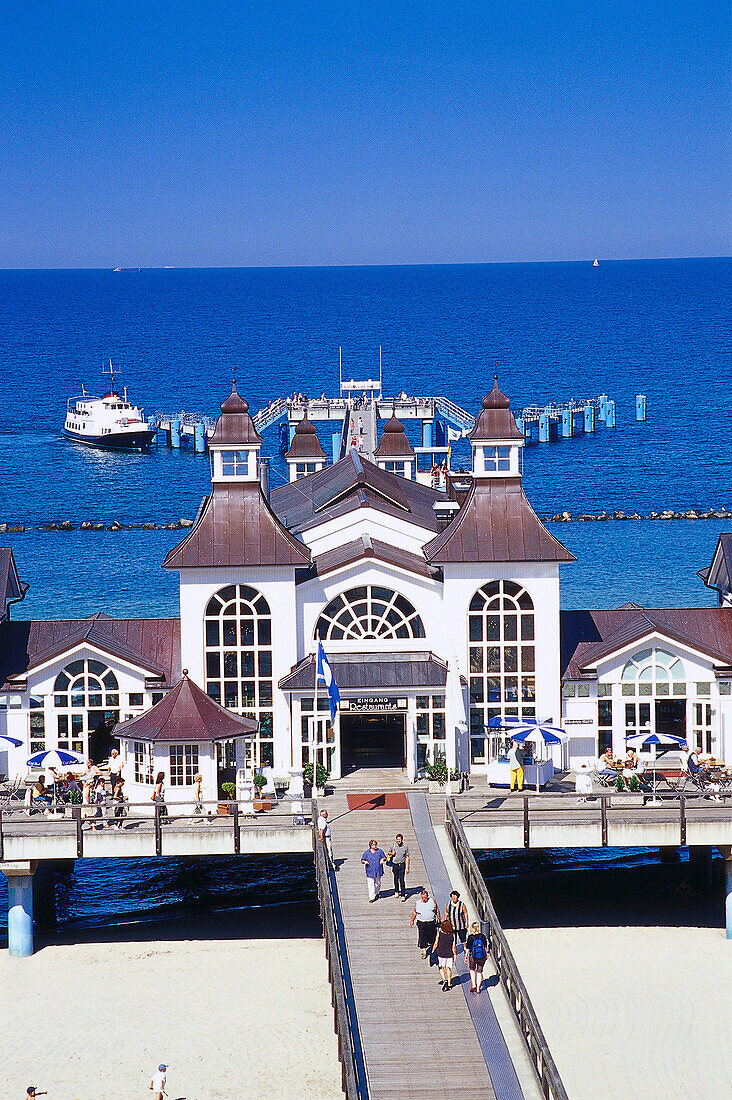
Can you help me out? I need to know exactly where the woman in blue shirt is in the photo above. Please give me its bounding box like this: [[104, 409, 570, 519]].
[[361, 839, 387, 902]]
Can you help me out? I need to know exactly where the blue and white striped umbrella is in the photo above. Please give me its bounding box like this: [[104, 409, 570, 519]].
[[625, 732, 686, 747], [487, 716, 568, 789], [26, 748, 86, 770], [0, 735, 23, 748]]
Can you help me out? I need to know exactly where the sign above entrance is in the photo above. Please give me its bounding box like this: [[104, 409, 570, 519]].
[[341, 697, 408, 712]]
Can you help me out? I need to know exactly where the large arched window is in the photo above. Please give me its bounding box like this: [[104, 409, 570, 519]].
[[468, 581, 535, 764], [54, 658, 120, 756], [621, 648, 687, 744], [204, 584, 274, 766], [316, 585, 425, 641]]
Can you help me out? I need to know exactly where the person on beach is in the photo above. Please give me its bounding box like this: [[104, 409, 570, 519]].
[[108, 747, 123, 788], [410, 888, 440, 958], [318, 808, 334, 868], [153, 772, 168, 818], [465, 920, 488, 993], [446, 889, 468, 945], [361, 839, 386, 902], [433, 918, 457, 991], [26, 1087, 47, 1097], [387, 833, 410, 900], [508, 740, 524, 791], [149, 1063, 168, 1099], [193, 772, 204, 815]]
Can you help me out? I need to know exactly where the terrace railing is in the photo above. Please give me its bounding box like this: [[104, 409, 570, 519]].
[[444, 796, 570, 1100]]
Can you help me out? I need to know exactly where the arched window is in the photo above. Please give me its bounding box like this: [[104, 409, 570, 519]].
[[468, 581, 535, 765], [204, 584, 274, 766], [316, 585, 425, 641], [621, 648, 687, 745], [54, 658, 120, 756]]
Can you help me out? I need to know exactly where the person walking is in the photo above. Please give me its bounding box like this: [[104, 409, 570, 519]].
[[410, 889, 440, 959], [92, 774, 108, 828], [387, 833, 410, 900], [508, 739, 524, 791], [318, 808, 335, 868], [432, 918, 457, 991], [361, 839, 386, 902], [112, 778, 128, 827], [446, 889, 468, 946], [466, 920, 489, 993], [108, 747, 123, 789], [149, 1063, 168, 1099], [152, 771, 168, 819], [193, 773, 204, 815]]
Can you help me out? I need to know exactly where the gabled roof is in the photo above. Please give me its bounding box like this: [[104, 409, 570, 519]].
[[560, 607, 732, 680], [467, 379, 524, 442], [0, 616, 181, 690], [425, 478, 575, 564], [115, 672, 258, 743], [271, 451, 446, 535], [298, 534, 438, 583], [163, 482, 311, 569], [698, 534, 732, 600], [284, 413, 326, 460], [374, 414, 415, 458], [208, 382, 263, 447], [0, 548, 28, 620]]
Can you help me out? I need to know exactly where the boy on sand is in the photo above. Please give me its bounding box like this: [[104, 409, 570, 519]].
[[149, 1063, 167, 1099]]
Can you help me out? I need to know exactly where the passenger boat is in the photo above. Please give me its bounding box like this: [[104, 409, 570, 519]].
[[64, 363, 156, 451]]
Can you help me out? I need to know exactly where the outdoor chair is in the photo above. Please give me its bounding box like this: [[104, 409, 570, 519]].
[[591, 768, 617, 789]]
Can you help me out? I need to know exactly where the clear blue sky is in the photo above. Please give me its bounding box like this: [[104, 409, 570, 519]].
[[1, 0, 729, 267]]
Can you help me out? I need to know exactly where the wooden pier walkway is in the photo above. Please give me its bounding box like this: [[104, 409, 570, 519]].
[[325, 793, 530, 1099]]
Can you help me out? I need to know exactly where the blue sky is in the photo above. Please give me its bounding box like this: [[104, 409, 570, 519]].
[[0, 0, 729, 267]]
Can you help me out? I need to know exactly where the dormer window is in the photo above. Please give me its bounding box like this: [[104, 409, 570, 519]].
[[485, 446, 511, 472], [221, 450, 251, 477]]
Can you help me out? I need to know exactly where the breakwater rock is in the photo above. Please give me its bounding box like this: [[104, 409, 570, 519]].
[[538, 508, 732, 523], [0, 518, 195, 533]]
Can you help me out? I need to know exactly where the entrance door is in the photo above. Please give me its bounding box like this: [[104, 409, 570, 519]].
[[655, 699, 685, 742], [340, 713, 406, 770]]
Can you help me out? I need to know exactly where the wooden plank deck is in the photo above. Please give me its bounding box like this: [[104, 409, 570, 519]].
[[327, 799, 500, 1099]]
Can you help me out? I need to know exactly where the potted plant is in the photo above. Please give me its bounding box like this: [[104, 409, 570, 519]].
[[303, 761, 329, 798], [218, 781, 236, 815], [426, 760, 449, 794], [252, 773, 271, 812]]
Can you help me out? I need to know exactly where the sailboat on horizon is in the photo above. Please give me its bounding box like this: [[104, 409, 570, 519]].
[[593, 258, 599, 267]]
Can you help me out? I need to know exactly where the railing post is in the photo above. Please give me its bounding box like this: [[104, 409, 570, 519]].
[[73, 805, 83, 857], [232, 802, 240, 855], [680, 795, 686, 846], [601, 796, 608, 847], [523, 794, 530, 849], [154, 801, 162, 856]]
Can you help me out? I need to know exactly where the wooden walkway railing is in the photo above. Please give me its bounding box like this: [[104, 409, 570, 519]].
[[311, 801, 368, 1099], [445, 797, 569, 1100]]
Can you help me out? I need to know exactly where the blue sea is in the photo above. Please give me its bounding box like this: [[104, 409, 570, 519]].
[[0, 259, 729, 932]]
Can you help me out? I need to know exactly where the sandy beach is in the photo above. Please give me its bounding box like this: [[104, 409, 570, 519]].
[[507, 925, 732, 1100], [0, 907, 343, 1100]]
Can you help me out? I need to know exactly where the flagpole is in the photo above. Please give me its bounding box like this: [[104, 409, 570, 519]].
[[313, 635, 319, 796]]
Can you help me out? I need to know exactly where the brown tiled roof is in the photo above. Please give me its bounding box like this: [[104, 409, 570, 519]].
[[0, 615, 181, 690], [425, 479, 575, 563], [468, 380, 524, 442], [560, 607, 732, 680], [298, 535, 438, 582], [208, 383, 263, 446], [114, 673, 258, 743], [698, 534, 732, 599], [0, 548, 27, 620], [374, 414, 415, 458], [271, 451, 446, 535], [163, 483, 311, 569], [284, 414, 326, 460], [279, 651, 460, 691]]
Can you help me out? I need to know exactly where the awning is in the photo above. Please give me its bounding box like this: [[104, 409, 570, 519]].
[[279, 651, 465, 691]]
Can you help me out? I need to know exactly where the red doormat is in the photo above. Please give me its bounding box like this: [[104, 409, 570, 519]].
[[346, 792, 409, 811]]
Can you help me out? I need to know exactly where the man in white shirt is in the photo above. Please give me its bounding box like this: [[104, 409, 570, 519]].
[[108, 749, 123, 788], [149, 1063, 167, 1099], [318, 809, 334, 869]]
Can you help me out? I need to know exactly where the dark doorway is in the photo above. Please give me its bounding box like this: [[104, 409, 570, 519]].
[[655, 699, 685, 741], [88, 710, 120, 761], [340, 713, 406, 769]]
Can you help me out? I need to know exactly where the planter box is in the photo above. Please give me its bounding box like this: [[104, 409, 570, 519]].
[[253, 799, 272, 813], [610, 794, 644, 808], [217, 803, 231, 815], [428, 781, 446, 794]]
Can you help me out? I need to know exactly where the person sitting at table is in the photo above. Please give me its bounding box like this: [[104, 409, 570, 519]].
[[687, 745, 710, 788], [30, 776, 52, 810], [597, 748, 616, 779], [622, 749, 642, 787]]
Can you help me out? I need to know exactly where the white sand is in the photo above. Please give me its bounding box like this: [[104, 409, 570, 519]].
[[0, 911, 343, 1100], [507, 925, 732, 1100]]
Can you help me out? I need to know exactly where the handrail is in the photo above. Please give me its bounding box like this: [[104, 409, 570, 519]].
[[444, 796, 570, 1100], [311, 800, 368, 1099]]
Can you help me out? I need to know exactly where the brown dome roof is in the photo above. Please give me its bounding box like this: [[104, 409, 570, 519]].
[[374, 414, 415, 458], [209, 381, 263, 446], [468, 377, 524, 442], [284, 412, 326, 460]]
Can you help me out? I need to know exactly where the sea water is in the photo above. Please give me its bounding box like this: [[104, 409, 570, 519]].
[[0, 259, 729, 930]]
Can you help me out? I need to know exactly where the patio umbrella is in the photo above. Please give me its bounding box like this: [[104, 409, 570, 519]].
[[487, 716, 568, 791], [0, 735, 23, 748], [625, 731, 686, 804], [26, 748, 86, 770]]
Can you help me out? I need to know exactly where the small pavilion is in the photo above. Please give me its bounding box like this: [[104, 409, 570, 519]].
[[115, 670, 258, 804]]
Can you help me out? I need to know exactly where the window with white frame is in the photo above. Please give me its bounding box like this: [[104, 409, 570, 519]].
[[621, 649, 687, 743], [204, 584, 274, 767], [295, 462, 318, 477], [29, 695, 46, 753], [53, 659, 120, 754], [483, 446, 512, 472], [316, 586, 425, 641], [133, 741, 154, 784], [382, 460, 406, 475], [468, 581, 535, 763], [220, 450, 251, 477], [169, 743, 199, 786], [416, 694, 446, 771]]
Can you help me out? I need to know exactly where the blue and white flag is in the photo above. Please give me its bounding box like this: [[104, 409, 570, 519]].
[[317, 641, 341, 721]]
